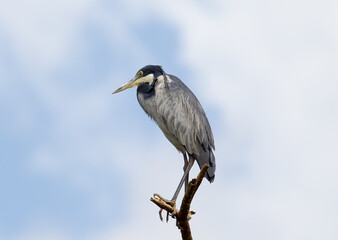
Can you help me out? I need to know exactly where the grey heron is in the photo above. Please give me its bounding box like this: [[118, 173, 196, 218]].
[[113, 65, 215, 208]]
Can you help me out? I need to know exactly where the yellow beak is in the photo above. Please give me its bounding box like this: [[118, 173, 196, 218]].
[[112, 77, 137, 94]]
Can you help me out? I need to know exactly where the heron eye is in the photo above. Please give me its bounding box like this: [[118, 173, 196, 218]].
[[137, 71, 143, 77]]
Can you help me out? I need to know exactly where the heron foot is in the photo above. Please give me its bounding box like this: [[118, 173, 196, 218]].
[[153, 193, 178, 222]]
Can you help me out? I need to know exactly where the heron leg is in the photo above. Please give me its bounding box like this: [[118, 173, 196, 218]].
[[183, 153, 189, 191], [171, 155, 194, 202], [153, 155, 194, 221], [155, 154, 194, 204]]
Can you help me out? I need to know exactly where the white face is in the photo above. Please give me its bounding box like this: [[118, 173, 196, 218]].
[[112, 72, 154, 94], [132, 73, 154, 86]]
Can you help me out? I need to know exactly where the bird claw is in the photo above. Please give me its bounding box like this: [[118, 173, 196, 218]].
[[158, 208, 164, 221], [153, 194, 174, 204], [153, 193, 177, 222], [158, 208, 174, 222]]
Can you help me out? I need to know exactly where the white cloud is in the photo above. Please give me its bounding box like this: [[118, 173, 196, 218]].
[[105, 0, 338, 240], [0, 0, 93, 71], [1, 0, 337, 239]]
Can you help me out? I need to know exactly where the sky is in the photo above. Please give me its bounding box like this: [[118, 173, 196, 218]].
[[0, 0, 337, 239]]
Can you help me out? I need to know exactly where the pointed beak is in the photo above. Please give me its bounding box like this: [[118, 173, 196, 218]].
[[112, 77, 137, 94]]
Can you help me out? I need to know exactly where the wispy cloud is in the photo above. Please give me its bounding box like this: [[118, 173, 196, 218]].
[[0, 0, 337, 239]]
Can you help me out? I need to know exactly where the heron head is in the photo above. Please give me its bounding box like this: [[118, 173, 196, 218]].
[[112, 65, 164, 94]]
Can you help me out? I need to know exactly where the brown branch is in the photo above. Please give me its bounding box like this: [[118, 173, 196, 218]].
[[150, 198, 174, 213], [150, 197, 174, 221], [150, 164, 209, 240]]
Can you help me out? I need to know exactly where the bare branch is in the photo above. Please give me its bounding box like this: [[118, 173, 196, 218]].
[[151, 164, 209, 240]]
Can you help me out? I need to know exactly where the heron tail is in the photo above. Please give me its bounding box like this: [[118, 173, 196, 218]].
[[194, 148, 216, 183], [206, 149, 216, 182]]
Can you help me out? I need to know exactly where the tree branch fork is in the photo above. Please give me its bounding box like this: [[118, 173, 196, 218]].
[[150, 164, 209, 240]]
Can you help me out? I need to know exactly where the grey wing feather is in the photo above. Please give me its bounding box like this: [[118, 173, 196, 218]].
[[155, 75, 216, 181]]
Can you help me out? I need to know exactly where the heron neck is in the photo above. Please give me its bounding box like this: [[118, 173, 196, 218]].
[[137, 81, 156, 99]]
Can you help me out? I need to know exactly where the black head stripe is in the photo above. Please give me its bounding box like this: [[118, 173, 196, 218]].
[[139, 65, 164, 80]]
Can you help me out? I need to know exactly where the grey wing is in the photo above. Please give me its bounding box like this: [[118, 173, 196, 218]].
[[155, 75, 216, 181]]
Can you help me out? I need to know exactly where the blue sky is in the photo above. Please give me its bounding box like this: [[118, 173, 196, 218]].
[[1, 0, 337, 239]]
